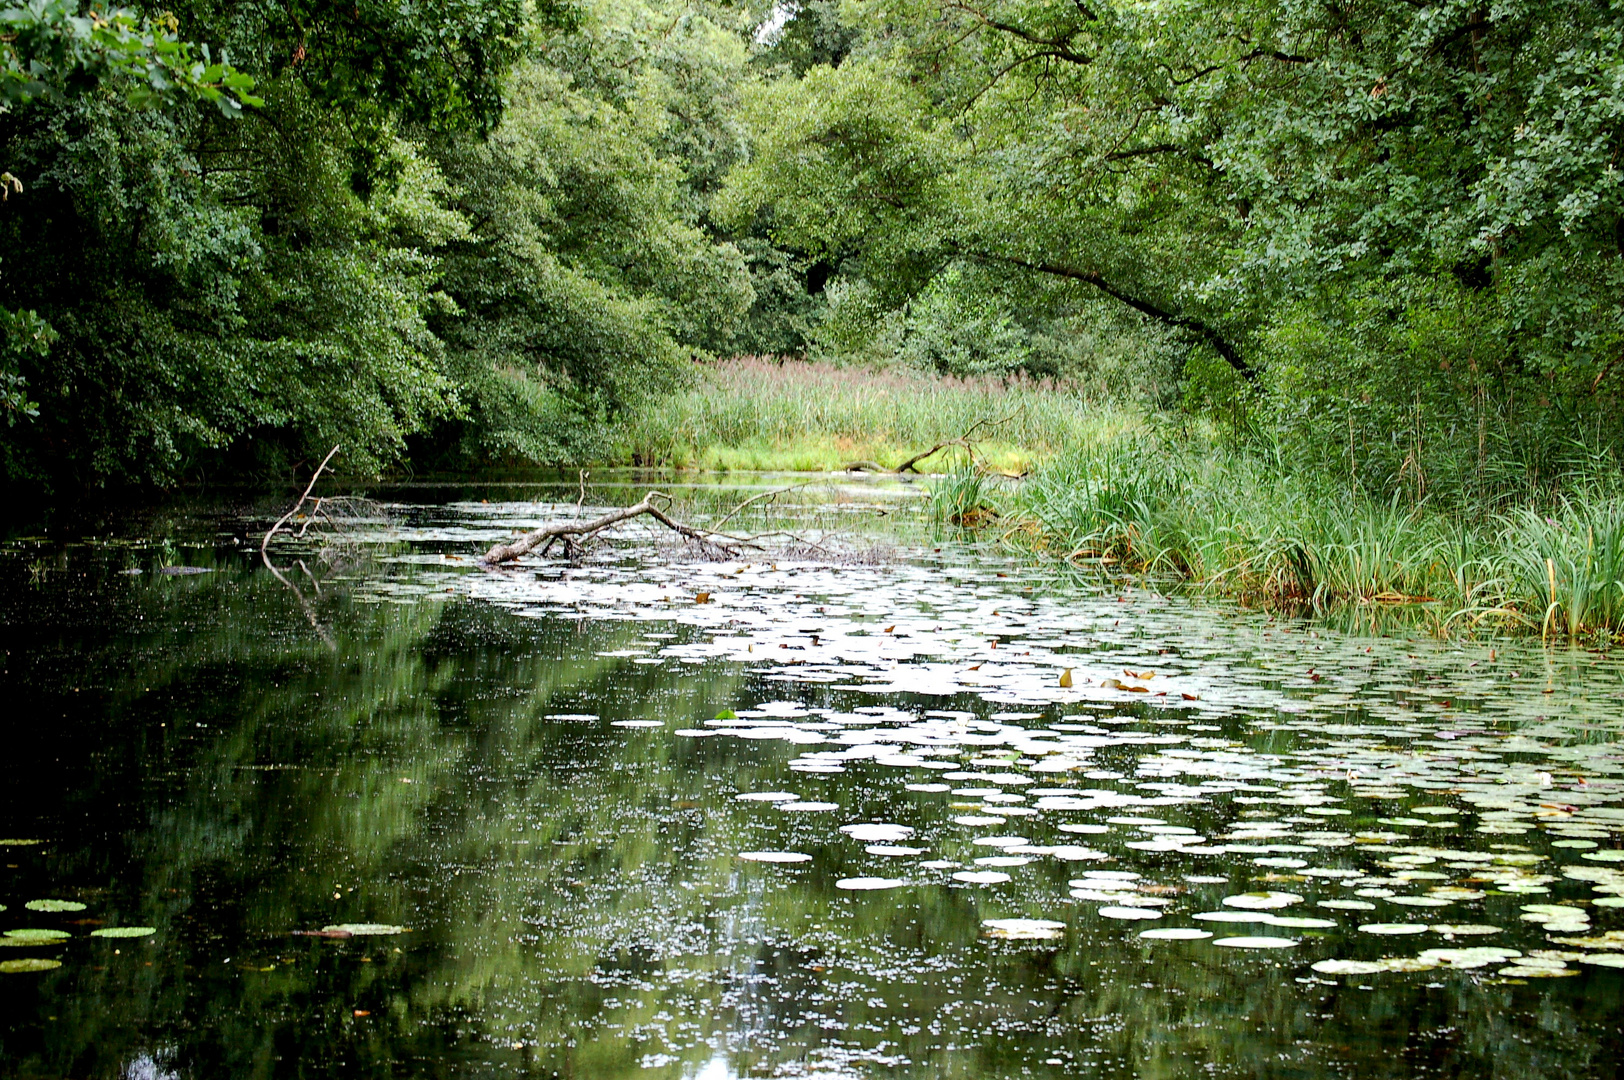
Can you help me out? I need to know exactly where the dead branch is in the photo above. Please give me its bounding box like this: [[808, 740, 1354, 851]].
[[481, 491, 741, 564], [261, 445, 341, 649], [842, 413, 1018, 475], [261, 445, 341, 561], [710, 478, 829, 532]]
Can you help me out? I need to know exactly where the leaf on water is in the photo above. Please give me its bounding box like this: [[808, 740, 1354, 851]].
[[0, 839, 43, 846], [89, 927, 156, 938], [1318, 900, 1377, 911], [714, 710, 738, 720], [1429, 924, 1502, 936], [1212, 936, 1297, 949], [982, 918, 1066, 940], [1359, 923, 1430, 935], [839, 823, 915, 842], [736, 791, 801, 803], [952, 871, 1012, 884], [321, 924, 408, 936], [779, 801, 840, 812], [694, 593, 711, 604], [0, 958, 61, 973], [1059, 668, 1073, 688], [1099, 906, 1162, 920], [1417, 947, 1520, 968], [835, 877, 908, 890], [1222, 891, 1303, 910], [1312, 959, 1401, 975], [24, 900, 86, 913], [1579, 953, 1624, 968], [869, 844, 927, 856], [3, 929, 70, 941], [1139, 928, 1212, 940]]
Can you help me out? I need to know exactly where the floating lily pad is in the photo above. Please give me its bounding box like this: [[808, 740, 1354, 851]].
[[1359, 923, 1430, 935], [0, 958, 61, 973], [779, 801, 840, 813], [738, 851, 812, 863], [0, 839, 43, 846], [1098, 906, 1162, 920], [1221, 891, 1302, 910], [953, 871, 1012, 885], [1311, 959, 1381, 975], [840, 823, 915, 842], [836, 877, 908, 891], [24, 900, 86, 913], [982, 918, 1066, 940], [320, 924, 408, 935], [1318, 900, 1377, 911], [1578, 953, 1624, 968], [1418, 947, 1521, 968], [89, 927, 156, 938], [1212, 936, 1297, 949], [1430, 924, 1502, 936], [736, 791, 800, 802], [1139, 927, 1212, 940], [868, 844, 927, 856], [4, 929, 69, 941]]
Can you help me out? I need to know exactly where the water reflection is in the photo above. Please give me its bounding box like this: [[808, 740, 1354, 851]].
[[0, 492, 1621, 1078]]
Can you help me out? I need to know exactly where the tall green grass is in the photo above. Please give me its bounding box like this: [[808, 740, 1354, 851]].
[[942, 432, 1624, 640], [614, 357, 1140, 472]]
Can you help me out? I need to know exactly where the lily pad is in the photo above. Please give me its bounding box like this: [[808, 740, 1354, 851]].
[[835, 877, 908, 890], [89, 927, 156, 938], [3, 929, 70, 941], [982, 918, 1066, 940], [1359, 923, 1430, 935], [1212, 936, 1297, 949], [320, 924, 408, 935], [1221, 891, 1302, 910], [24, 900, 86, 913], [0, 958, 61, 973], [840, 823, 915, 843], [738, 851, 813, 863], [953, 871, 1012, 884], [1098, 906, 1162, 920], [1139, 927, 1213, 940]]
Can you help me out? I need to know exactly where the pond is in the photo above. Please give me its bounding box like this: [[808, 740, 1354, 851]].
[[1, 477, 1622, 1079]]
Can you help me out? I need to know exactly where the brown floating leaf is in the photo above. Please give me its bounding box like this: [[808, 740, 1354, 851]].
[[884, 625, 895, 633], [1059, 668, 1073, 688], [1181, 692, 1200, 701], [694, 592, 711, 604]]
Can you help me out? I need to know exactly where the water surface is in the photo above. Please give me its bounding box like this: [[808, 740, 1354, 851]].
[[1, 481, 1622, 1079]]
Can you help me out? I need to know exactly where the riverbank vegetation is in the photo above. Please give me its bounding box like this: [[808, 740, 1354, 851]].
[[5, 1, 1624, 635]]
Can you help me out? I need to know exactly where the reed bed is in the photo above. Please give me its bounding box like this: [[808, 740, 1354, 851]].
[[614, 357, 1138, 472], [946, 433, 1624, 640]]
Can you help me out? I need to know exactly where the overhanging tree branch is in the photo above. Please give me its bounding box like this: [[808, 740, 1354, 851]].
[[971, 251, 1256, 381]]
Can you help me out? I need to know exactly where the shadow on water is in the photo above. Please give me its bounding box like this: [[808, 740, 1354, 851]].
[[0, 484, 1621, 1078]]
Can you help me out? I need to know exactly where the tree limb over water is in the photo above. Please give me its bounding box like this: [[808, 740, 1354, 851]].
[[480, 492, 742, 564]]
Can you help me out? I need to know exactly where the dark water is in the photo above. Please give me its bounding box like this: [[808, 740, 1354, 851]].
[[2, 483, 1623, 1079]]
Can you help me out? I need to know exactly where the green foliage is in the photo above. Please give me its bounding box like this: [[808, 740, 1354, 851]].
[[1, 0, 259, 115]]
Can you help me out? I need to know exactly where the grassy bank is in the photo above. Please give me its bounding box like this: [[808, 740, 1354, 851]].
[[934, 433, 1624, 640], [613, 358, 1136, 472]]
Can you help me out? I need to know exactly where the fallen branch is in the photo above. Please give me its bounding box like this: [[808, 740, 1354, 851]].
[[261, 445, 341, 649], [481, 491, 739, 564], [842, 413, 1018, 474]]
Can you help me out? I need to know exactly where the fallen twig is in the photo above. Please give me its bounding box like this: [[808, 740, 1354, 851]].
[[481, 491, 740, 564]]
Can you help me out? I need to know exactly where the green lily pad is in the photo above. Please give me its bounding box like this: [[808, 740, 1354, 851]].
[[0, 839, 43, 846], [24, 899, 86, 913], [0, 958, 61, 973], [90, 927, 155, 938], [320, 923, 409, 936], [3, 929, 70, 941]]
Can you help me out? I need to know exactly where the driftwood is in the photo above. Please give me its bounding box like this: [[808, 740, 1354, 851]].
[[261, 446, 342, 648], [480, 491, 739, 565], [842, 414, 1016, 474]]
